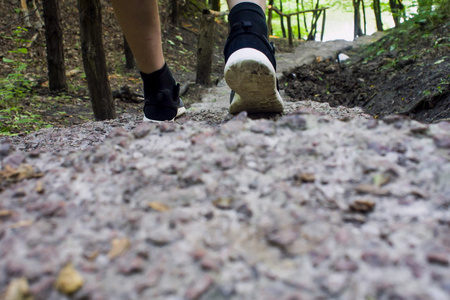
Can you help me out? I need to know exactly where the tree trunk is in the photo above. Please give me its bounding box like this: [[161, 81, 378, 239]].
[[172, 0, 180, 25], [373, 0, 383, 31], [268, 0, 274, 36], [78, 0, 116, 120], [279, 0, 286, 38], [196, 10, 216, 86], [123, 35, 135, 70], [211, 0, 220, 11], [42, 0, 67, 91], [353, 0, 364, 38]]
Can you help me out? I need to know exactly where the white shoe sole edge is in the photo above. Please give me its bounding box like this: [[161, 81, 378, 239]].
[[142, 106, 186, 123], [224, 48, 283, 114]]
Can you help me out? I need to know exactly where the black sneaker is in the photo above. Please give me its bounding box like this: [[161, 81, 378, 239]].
[[224, 22, 283, 114], [143, 83, 186, 122]]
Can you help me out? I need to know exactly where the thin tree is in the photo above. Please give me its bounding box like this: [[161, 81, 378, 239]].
[[42, 0, 67, 91], [279, 0, 286, 38], [78, 0, 116, 120], [353, 0, 364, 38], [172, 0, 180, 26], [211, 0, 220, 11], [373, 0, 383, 31]]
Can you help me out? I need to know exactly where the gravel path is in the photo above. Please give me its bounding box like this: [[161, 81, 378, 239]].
[[1, 36, 449, 300]]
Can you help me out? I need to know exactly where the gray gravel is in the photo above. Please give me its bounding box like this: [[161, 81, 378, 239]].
[[1, 35, 449, 299], [1, 109, 449, 300]]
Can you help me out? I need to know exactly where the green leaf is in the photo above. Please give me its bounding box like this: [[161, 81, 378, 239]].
[[175, 35, 183, 41], [168, 40, 175, 46], [18, 48, 28, 54], [2, 58, 14, 63]]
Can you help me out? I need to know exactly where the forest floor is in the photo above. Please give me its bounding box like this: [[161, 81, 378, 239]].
[[0, 2, 450, 300]]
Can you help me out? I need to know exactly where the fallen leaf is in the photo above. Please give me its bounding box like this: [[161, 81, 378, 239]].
[[35, 181, 45, 194], [148, 202, 170, 212], [213, 197, 234, 209], [294, 172, 316, 185], [0, 164, 43, 183], [0, 209, 13, 219], [10, 220, 33, 229], [349, 199, 376, 213], [108, 238, 131, 259], [55, 263, 84, 295], [4, 277, 32, 300]]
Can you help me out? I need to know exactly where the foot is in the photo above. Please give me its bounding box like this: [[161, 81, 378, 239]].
[[140, 64, 186, 122], [225, 48, 283, 114], [142, 83, 186, 122], [224, 3, 284, 115]]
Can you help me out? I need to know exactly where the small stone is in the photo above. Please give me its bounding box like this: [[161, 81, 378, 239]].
[[266, 229, 297, 250], [2, 153, 25, 169], [200, 256, 221, 271], [118, 257, 145, 275], [250, 120, 276, 136], [361, 251, 389, 266], [342, 212, 367, 224], [354, 184, 390, 196], [427, 253, 449, 266], [366, 119, 378, 129], [55, 263, 84, 295], [433, 134, 450, 149], [278, 114, 307, 130], [184, 275, 214, 300], [332, 257, 359, 272], [159, 122, 177, 133], [349, 199, 375, 213], [132, 122, 154, 138]]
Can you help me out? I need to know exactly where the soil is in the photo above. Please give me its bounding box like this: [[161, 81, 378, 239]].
[[281, 18, 450, 123]]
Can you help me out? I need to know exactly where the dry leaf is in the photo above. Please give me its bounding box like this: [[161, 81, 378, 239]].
[[10, 220, 33, 229], [349, 199, 376, 213], [4, 277, 32, 300], [35, 181, 45, 194], [148, 202, 170, 212], [0, 164, 43, 183], [55, 263, 84, 295], [108, 238, 131, 259], [213, 197, 234, 209], [0, 209, 13, 219]]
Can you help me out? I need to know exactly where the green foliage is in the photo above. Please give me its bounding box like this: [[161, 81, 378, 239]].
[[0, 27, 50, 135]]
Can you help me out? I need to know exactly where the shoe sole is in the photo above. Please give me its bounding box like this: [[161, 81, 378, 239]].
[[225, 48, 283, 114], [142, 106, 186, 123]]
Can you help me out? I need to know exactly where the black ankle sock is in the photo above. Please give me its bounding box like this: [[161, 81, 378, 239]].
[[140, 63, 176, 99], [224, 2, 275, 69]]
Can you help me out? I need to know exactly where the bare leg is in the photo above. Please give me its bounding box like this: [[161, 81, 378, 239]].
[[227, 0, 266, 10], [110, 0, 164, 74]]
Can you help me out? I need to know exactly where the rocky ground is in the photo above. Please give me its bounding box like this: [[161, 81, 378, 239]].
[[1, 37, 450, 300]]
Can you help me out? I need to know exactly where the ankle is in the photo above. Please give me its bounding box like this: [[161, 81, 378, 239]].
[[140, 63, 176, 99]]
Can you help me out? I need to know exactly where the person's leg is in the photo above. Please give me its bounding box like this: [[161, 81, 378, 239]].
[[224, 0, 283, 114], [111, 0, 185, 122], [227, 0, 266, 10]]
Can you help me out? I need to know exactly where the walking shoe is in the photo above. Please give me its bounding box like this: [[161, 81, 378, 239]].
[[224, 4, 283, 115], [140, 63, 186, 122], [142, 83, 186, 122]]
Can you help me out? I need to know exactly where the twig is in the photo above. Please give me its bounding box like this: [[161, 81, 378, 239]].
[[0, 4, 42, 32]]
